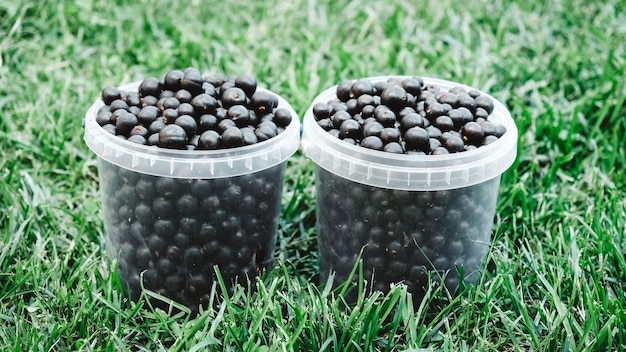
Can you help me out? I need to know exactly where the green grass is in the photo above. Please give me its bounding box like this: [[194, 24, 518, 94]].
[[1, 0, 625, 350]]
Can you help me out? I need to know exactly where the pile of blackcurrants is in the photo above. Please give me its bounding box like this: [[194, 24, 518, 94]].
[[311, 76, 505, 154], [96, 68, 292, 150]]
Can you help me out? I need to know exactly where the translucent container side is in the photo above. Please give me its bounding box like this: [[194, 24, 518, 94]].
[[316, 166, 501, 301], [84, 82, 301, 179], [301, 76, 518, 191], [98, 158, 286, 313]]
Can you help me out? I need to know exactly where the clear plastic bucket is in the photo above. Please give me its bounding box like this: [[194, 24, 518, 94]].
[[85, 81, 300, 313], [301, 76, 517, 302]]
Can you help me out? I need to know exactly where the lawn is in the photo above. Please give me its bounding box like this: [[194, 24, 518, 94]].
[[1, 0, 625, 350]]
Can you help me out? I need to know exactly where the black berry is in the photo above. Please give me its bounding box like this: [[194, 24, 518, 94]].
[[380, 85, 408, 110], [139, 77, 161, 97], [101, 86, 122, 105], [181, 70, 204, 95], [164, 70, 184, 91], [158, 124, 188, 149], [273, 108, 292, 127], [137, 106, 160, 125], [234, 75, 257, 97], [116, 111, 139, 136], [404, 126, 429, 151], [349, 79, 376, 99], [221, 87, 247, 109], [251, 90, 278, 115], [191, 94, 218, 116], [361, 136, 384, 150], [175, 115, 198, 137], [222, 127, 245, 147]]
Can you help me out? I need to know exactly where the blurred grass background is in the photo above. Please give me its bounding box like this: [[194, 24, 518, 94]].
[[0, 0, 625, 350]]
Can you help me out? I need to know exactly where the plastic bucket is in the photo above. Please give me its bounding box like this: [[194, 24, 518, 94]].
[[85, 81, 300, 313], [301, 76, 517, 302]]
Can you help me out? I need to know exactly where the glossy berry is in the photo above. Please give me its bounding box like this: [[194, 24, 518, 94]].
[[314, 76, 505, 155], [401, 77, 422, 97], [404, 126, 429, 151], [101, 86, 122, 105], [383, 142, 404, 154], [312, 102, 332, 120], [273, 108, 292, 127], [139, 77, 161, 97], [475, 95, 494, 114], [255, 121, 278, 142], [175, 89, 193, 104], [96, 110, 113, 126], [349, 78, 376, 99], [425, 102, 445, 119], [141, 95, 159, 108], [162, 108, 178, 124], [116, 111, 139, 136], [130, 125, 149, 138], [109, 99, 129, 112], [436, 91, 459, 107], [227, 105, 251, 127], [137, 106, 160, 125], [127, 135, 147, 145], [331, 110, 351, 128], [493, 123, 507, 137], [158, 124, 188, 149], [234, 75, 257, 97], [336, 80, 354, 101], [217, 119, 236, 133], [242, 128, 258, 145], [475, 107, 489, 120], [400, 112, 424, 131], [163, 70, 184, 90], [198, 114, 218, 132], [146, 133, 158, 146], [361, 136, 384, 150], [221, 127, 245, 147], [175, 115, 198, 137], [251, 90, 278, 115], [461, 122, 484, 145], [380, 85, 408, 110], [177, 103, 195, 117], [181, 70, 204, 95], [221, 87, 247, 109], [98, 69, 292, 158], [374, 106, 397, 127], [339, 119, 360, 139], [380, 127, 401, 144], [434, 115, 454, 132], [162, 97, 181, 111], [148, 117, 165, 132], [362, 120, 384, 138], [444, 135, 465, 152]]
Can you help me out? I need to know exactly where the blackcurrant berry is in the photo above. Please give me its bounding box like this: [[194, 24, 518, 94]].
[[222, 127, 245, 147], [380, 85, 408, 110], [138, 77, 161, 97], [221, 87, 247, 109], [234, 74, 257, 97], [158, 124, 188, 149], [101, 86, 122, 105], [197, 130, 220, 150], [250, 90, 278, 115], [360, 136, 384, 151]]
